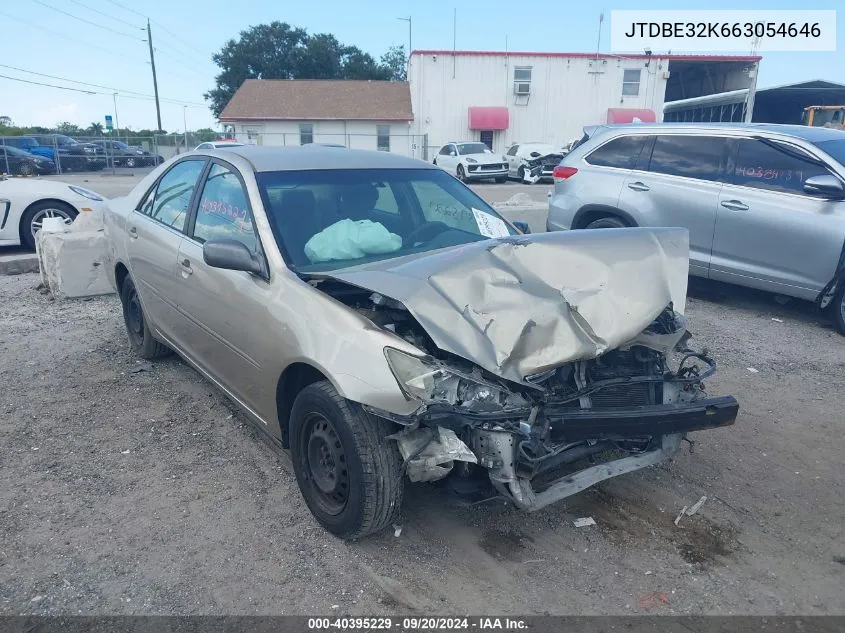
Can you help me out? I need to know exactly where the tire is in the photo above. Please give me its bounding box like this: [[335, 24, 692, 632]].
[[831, 282, 845, 335], [120, 276, 172, 359], [456, 164, 466, 181], [517, 166, 526, 182], [585, 216, 628, 229], [495, 177, 506, 184], [125, 156, 137, 168], [290, 381, 403, 539], [17, 162, 34, 176], [20, 201, 78, 250]]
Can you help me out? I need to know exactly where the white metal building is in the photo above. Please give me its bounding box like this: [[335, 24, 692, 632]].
[[408, 50, 761, 155]]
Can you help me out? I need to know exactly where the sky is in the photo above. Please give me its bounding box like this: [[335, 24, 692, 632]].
[[0, 0, 842, 133]]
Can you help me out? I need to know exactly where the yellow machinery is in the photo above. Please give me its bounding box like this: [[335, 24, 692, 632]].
[[803, 105, 845, 128]]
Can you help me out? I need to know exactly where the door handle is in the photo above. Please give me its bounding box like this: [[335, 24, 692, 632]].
[[180, 258, 193, 275], [128, 226, 138, 239], [627, 181, 650, 192], [721, 200, 749, 211]]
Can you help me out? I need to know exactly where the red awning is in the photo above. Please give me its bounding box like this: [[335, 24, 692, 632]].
[[468, 107, 509, 130], [606, 108, 657, 124]]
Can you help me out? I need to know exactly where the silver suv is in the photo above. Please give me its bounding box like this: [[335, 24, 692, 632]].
[[547, 123, 845, 334]]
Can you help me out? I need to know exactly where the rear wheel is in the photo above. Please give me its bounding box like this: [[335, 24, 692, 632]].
[[20, 201, 77, 250], [585, 216, 627, 229], [120, 276, 172, 359], [290, 381, 403, 539], [17, 162, 34, 176]]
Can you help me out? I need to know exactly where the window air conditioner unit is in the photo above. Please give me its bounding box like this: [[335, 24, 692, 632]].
[[514, 82, 531, 95]]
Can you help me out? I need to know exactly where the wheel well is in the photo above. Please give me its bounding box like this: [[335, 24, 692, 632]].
[[114, 263, 129, 295], [572, 206, 637, 229], [276, 363, 328, 448], [19, 198, 77, 242]]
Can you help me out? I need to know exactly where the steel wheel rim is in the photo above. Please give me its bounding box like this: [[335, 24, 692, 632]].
[[302, 412, 349, 515], [30, 208, 73, 238], [125, 287, 145, 346]]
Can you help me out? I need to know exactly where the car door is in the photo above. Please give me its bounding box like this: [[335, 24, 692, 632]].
[[173, 160, 274, 413], [710, 137, 845, 299], [125, 158, 207, 342], [435, 144, 457, 172], [506, 144, 520, 177], [617, 134, 727, 277]]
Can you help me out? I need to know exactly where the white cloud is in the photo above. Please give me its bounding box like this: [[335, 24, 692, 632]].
[[31, 102, 80, 127]]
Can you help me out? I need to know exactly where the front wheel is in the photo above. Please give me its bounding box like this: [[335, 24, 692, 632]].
[[831, 282, 845, 335], [20, 201, 77, 250], [456, 164, 466, 181], [290, 381, 403, 539], [17, 162, 34, 176], [125, 156, 137, 168], [120, 276, 172, 359], [585, 216, 627, 229]]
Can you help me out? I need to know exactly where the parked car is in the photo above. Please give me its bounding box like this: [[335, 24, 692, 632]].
[[103, 145, 737, 538], [92, 140, 162, 167], [194, 141, 245, 150], [0, 146, 56, 176], [0, 176, 106, 249], [433, 142, 508, 182], [505, 142, 565, 183], [31, 134, 106, 172], [0, 136, 56, 160], [547, 123, 845, 333]]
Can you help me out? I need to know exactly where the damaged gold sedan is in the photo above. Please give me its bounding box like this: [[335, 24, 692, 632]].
[[104, 146, 738, 539]]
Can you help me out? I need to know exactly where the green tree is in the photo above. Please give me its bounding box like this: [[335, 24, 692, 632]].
[[380, 45, 407, 81], [205, 22, 394, 118], [87, 122, 104, 136], [56, 122, 83, 135], [194, 128, 219, 143]]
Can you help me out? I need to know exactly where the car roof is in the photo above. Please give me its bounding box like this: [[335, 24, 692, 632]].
[[584, 122, 845, 142], [208, 145, 437, 173]]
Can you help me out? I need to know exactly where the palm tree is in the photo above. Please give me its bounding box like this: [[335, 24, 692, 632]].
[[87, 122, 104, 136]]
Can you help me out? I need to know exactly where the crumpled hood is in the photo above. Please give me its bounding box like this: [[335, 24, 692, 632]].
[[324, 227, 689, 383]]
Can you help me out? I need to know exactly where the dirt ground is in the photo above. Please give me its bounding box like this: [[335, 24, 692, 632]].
[[1, 270, 843, 616]]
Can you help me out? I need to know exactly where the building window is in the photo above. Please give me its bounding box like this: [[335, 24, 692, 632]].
[[299, 124, 313, 145], [622, 69, 641, 96], [377, 125, 390, 152], [514, 66, 532, 95]]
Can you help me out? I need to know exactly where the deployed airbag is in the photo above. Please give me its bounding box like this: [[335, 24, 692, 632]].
[[305, 219, 402, 264]]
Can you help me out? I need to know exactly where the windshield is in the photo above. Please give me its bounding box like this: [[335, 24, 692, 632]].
[[55, 135, 78, 146], [256, 168, 518, 272], [814, 138, 845, 166], [457, 143, 490, 155]]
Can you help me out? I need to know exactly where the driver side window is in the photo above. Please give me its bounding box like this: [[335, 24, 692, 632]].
[[192, 163, 258, 253], [438, 144, 453, 156], [507, 145, 519, 156]]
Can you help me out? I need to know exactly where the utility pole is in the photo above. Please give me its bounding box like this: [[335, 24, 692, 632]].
[[112, 93, 120, 141], [397, 16, 411, 76], [146, 19, 163, 133], [183, 106, 188, 149]]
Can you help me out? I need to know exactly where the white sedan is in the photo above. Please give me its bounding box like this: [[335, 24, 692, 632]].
[[505, 143, 566, 183], [0, 177, 107, 250], [432, 142, 508, 182], [194, 141, 245, 150]]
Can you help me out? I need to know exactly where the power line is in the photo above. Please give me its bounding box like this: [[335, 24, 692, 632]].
[[0, 9, 147, 64], [0, 72, 208, 108], [0, 63, 207, 106], [153, 45, 213, 75], [30, 0, 145, 40], [104, 0, 147, 19], [66, 0, 143, 30]]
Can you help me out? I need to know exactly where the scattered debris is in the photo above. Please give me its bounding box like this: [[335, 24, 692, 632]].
[[573, 517, 596, 528], [747, 367, 759, 373], [131, 362, 153, 374], [771, 318, 784, 323], [30, 595, 44, 602], [674, 506, 688, 526], [637, 591, 670, 611], [686, 496, 708, 516], [393, 524, 402, 537], [120, 450, 130, 455], [331, 605, 339, 609], [644, 570, 653, 575]]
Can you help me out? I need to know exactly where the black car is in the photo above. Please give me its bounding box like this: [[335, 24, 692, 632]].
[[0, 145, 56, 175], [31, 134, 106, 172], [92, 140, 162, 167]]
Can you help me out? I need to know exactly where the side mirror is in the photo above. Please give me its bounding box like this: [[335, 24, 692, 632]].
[[450, 151, 457, 156], [512, 220, 530, 234], [203, 238, 266, 277], [803, 174, 845, 198]]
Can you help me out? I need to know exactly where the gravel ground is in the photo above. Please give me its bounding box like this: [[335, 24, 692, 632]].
[[1, 173, 843, 615], [1, 273, 843, 616]]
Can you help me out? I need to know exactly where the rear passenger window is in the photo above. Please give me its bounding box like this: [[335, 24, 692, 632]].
[[648, 136, 725, 182], [137, 159, 205, 231], [586, 136, 647, 169], [193, 163, 258, 252], [731, 139, 831, 195]]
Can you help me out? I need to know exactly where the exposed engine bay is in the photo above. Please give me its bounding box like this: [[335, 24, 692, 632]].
[[310, 276, 739, 511], [521, 152, 564, 184]]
